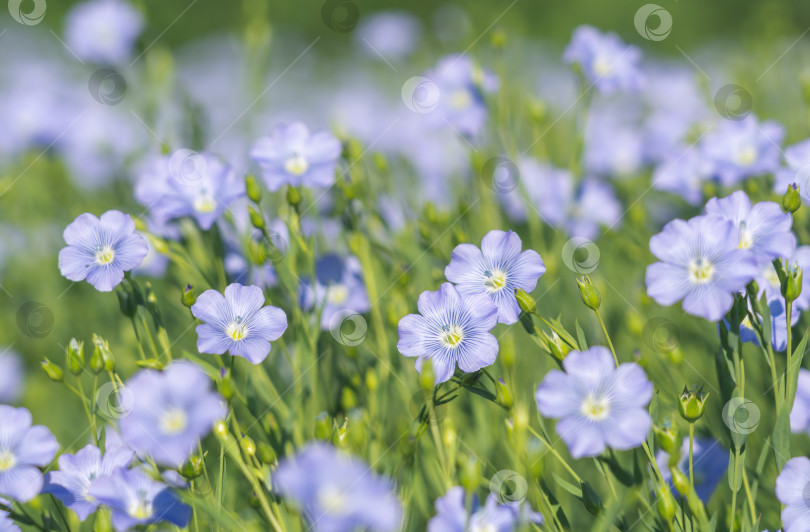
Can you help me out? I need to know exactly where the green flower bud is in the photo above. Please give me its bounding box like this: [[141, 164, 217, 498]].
[[581, 481, 602, 515], [577, 276, 601, 310], [245, 174, 262, 203], [670, 466, 690, 495], [92, 334, 115, 372], [181, 284, 197, 308], [420, 359, 435, 392], [116, 288, 136, 317], [653, 422, 679, 455], [783, 183, 801, 214], [257, 442, 276, 464], [315, 412, 332, 441], [240, 435, 256, 457], [519, 311, 536, 335], [41, 357, 63, 382], [515, 288, 537, 314], [180, 455, 204, 480], [248, 237, 267, 265], [678, 385, 709, 422], [66, 338, 85, 376], [248, 205, 265, 230], [287, 185, 302, 207], [544, 331, 571, 361], [655, 482, 677, 521], [341, 387, 357, 410], [782, 260, 803, 303], [491, 27, 506, 50], [134, 358, 165, 370], [218, 371, 234, 401], [365, 369, 378, 392], [495, 379, 514, 409]]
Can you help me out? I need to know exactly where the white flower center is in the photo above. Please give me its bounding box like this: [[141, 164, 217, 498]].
[[483, 269, 508, 293], [738, 222, 753, 249], [94, 245, 115, 265], [688, 257, 715, 284], [0, 449, 16, 472], [439, 324, 464, 349], [593, 56, 613, 77], [581, 394, 610, 421], [226, 316, 249, 341], [318, 486, 349, 515], [284, 154, 309, 176], [448, 89, 472, 110], [127, 491, 154, 520], [735, 145, 757, 167], [326, 284, 349, 305], [193, 192, 217, 213], [159, 408, 188, 435]]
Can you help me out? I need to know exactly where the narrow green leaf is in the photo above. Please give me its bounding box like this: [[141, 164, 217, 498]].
[[552, 472, 583, 498], [773, 404, 791, 471], [575, 319, 588, 350], [539, 316, 579, 350]]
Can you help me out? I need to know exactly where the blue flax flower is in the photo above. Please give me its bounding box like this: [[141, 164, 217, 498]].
[[135, 151, 245, 231], [398, 283, 499, 384], [274, 443, 401, 532], [300, 254, 370, 330], [65, 0, 143, 64], [776, 457, 810, 531], [790, 369, 810, 435], [704, 190, 795, 263], [89, 467, 191, 531], [775, 138, 810, 199], [192, 283, 288, 364], [58, 210, 149, 292], [118, 362, 226, 467], [250, 122, 342, 191], [739, 296, 799, 352], [427, 486, 542, 532], [646, 214, 759, 322], [445, 230, 545, 325], [536, 347, 652, 458], [0, 406, 59, 503], [44, 444, 133, 521], [0, 505, 20, 532], [701, 116, 784, 186], [563, 25, 643, 93]]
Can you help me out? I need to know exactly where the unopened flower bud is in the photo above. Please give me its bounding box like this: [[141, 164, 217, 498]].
[[181, 284, 197, 308], [495, 379, 514, 409], [218, 371, 234, 401], [257, 442, 276, 464], [315, 412, 332, 441], [287, 185, 302, 207], [653, 422, 679, 455], [577, 276, 601, 310], [248, 205, 265, 230], [581, 481, 602, 515], [458, 455, 481, 493], [41, 357, 63, 382], [783, 183, 801, 213], [515, 288, 537, 314], [213, 420, 229, 439], [655, 482, 677, 521], [180, 455, 204, 480], [783, 261, 803, 303], [670, 466, 690, 495], [66, 338, 85, 376], [245, 174, 262, 203], [240, 435, 256, 457], [678, 385, 709, 422]]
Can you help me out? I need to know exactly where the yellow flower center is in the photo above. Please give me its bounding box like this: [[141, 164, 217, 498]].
[[159, 408, 188, 435], [193, 194, 217, 213], [688, 257, 715, 284], [593, 57, 613, 77], [327, 285, 349, 305], [284, 154, 309, 176], [738, 223, 753, 249], [318, 486, 349, 515], [735, 145, 757, 167], [128, 494, 153, 520], [94, 245, 115, 265], [581, 394, 610, 421], [448, 89, 472, 110], [0, 449, 16, 472], [226, 317, 248, 341], [439, 324, 464, 349], [484, 269, 507, 293]]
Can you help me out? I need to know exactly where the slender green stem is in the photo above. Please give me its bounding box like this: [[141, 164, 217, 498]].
[[741, 467, 757, 527], [426, 392, 451, 488], [527, 426, 582, 483], [786, 299, 794, 408], [642, 442, 665, 482], [688, 423, 695, 490], [730, 446, 740, 530], [594, 309, 619, 366]]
